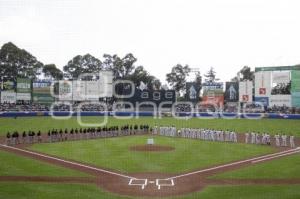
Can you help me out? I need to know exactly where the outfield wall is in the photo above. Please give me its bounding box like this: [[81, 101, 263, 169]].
[[0, 111, 300, 119]]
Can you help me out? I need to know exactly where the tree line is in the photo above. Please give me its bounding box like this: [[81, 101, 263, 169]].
[[0, 42, 254, 95]]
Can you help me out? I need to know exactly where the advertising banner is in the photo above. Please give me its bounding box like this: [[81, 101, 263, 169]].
[[254, 97, 269, 107], [86, 81, 99, 101], [16, 78, 31, 93], [239, 81, 253, 103], [201, 95, 224, 107], [0, 91, 16, 103], [124, 89, 176, 106], [202, 82, 223, 92], [99, 71, 113, 97], [0, 81, 15, 91], [292, 92, 300, 108], [291, 70, 300, 93], [72, 81, 86, 101], [186, 82, 201, 103], [255, 71, 271, 96], [32, 81, 54, 104], [202, 82, 224, 107], [16, 93, 31, 101], [225, 82, 239, 102], [272, 71, 290, 83], [291, 70, 300, 107], [269, 95, 291, 107], [59, 81, 72, 101]]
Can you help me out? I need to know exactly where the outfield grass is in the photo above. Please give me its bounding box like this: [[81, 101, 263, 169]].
[[0, 150, 89, 177], [0, 117, 300, 137], [29, 135, 274, 173], [1, 183, 300, 199], [211, 153, 300, 179]]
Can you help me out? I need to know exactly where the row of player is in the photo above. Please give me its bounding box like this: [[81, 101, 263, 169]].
[[4, 124, 151, 145], [154, 126, 297, 148], [154, 126, 238, 143], [4, 126, 297, 148], [245, 132, 295, 147]]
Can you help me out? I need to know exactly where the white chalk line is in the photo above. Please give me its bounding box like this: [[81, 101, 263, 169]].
[[251, 150, 300, 164], [1, 144, 299, 190], [167, 147, 300, 180], [0, 144, 134, 180], [128, 178, 148, 190], [156, 179, 175, 190]]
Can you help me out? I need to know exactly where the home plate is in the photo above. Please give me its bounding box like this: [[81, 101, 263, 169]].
[[156, 179, 175, 190], [128, 178, 148, 189]]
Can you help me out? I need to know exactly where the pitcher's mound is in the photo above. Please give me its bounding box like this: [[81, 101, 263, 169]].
[[129, 145, 175, 152]]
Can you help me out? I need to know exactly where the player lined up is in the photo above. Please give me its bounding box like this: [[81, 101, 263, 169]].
[[5, 124, 150, 146], [5, 131, 42, 145], [157, 126, 177, 137], [153, 126, 238, 143], [245, 132, 296, 148], [179, 128, 238, 143]]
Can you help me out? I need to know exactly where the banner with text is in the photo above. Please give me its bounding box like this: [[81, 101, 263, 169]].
[[239, 81, 253, 103], [16, 78, 31, 93], [59, 81, 72, 101], [255, 71, 271, 97], [72, 81, 86, 101], [32, 81, 54, 104], [0, 91, 16, 103]]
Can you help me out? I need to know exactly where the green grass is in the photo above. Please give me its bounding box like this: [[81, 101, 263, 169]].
[[1, 183, 300, 199], [29, 135, 274, 173], [0, 182, 129, 199], [0, 117, 300, 137], [183, 185, 300, 199], [0, 150, 89, 177], [211, 153, 300, 179]]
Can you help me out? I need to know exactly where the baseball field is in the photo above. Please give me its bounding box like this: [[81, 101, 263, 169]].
[[0, 116, 300, 199]]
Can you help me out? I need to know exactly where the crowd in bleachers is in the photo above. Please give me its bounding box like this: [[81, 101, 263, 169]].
[[0, 102, 300, 114], [0, 102, 112, 112]]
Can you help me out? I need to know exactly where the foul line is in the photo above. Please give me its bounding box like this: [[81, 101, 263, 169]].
[[167, 147, 300, 180], [251, 150, 300, 164], [0, 144, 134, 180]]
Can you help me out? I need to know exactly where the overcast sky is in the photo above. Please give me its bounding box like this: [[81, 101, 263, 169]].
[[1, 0, 300, 83]]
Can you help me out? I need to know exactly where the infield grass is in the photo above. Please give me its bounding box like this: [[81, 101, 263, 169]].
[[29, 135, 274, 173]]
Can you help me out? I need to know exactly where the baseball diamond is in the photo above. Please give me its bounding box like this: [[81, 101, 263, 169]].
[[0, 117, 300, 198], [1, 8, 300, 198]]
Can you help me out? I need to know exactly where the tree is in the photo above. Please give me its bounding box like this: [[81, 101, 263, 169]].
[[0, 42, 43, 80], [240, 66, 254, 81], [102, 53, 136, 79], [204, 67, 219, 83], [151, 78, 162, 90], [102, 53, 161, 90], [63, 54, 102, 79], [42, 64, 63, 80], [126, 66, 161, 90], [166, 64, 190, 93], [195, 71, 202, 85], [231, 66, 254, 82]]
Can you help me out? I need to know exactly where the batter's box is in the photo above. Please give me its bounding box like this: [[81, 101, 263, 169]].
[[128, 178, 148, 189], [156, 179, 174, 190]]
